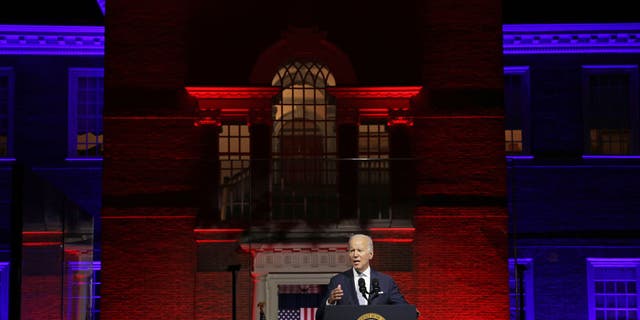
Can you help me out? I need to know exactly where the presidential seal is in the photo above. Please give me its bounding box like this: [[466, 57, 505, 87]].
[[356, 312, 386, 320]]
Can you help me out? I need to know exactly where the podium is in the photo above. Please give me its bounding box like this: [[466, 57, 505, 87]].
[[323, 304, 418, 320]]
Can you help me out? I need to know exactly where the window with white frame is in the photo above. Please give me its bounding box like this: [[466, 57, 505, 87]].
[[582, 65, 639, 155], [509, 258, 534, 320], [68, 68, 104, 158], [587, 258, 640, 320], [504, 66, 531, 155], [0, 68, 14, 157]]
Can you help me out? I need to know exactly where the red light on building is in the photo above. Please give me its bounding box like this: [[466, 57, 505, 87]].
[[387, 117, 414, 126]]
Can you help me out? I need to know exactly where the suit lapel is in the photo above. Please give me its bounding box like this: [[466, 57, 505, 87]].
[[344, 269, 358, 304]]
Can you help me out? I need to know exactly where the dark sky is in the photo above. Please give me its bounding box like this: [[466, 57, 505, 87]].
[[503, 0, 638, 24], [0, 0, 635, 26], [0, 0, 103, 25]]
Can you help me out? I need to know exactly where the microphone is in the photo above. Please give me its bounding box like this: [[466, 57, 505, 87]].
[[372, 278, 381, 296], [358, 277, 369, 301]]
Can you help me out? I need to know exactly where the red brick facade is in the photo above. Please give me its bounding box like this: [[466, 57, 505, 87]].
[[103, 0, 505, 319]]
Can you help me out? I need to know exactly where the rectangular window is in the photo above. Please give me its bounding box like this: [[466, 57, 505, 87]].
[[588, 258, 640, 320], [68, 68, 104, 158], [219, 124, 250, 184], [504, 66, 531, 154], [358, 123, 390, 219], [0, 262, 8, 320], [583, 65, 639, 155], [0, 68, 14, 157], [358, 123, 389, 183], [509, 258, 534, 320], [219, 124, 250, 219]]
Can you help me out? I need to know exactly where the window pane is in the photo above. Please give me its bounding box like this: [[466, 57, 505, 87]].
[[504, 70, 529, 154], [71, 69, 103, 157], [590, 261, 640, 320], [0, 71, 11, 156], [270, 61, 338, 220], [218, 124, 251, 220], [584, 71, 634, 154]]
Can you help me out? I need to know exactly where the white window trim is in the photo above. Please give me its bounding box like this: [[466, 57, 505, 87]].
[[587, 258, 640, 320], [67, 68, 104, 160], [509, 258, 534, 320]]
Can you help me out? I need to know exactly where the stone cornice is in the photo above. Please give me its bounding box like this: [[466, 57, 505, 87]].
[[503, 23, 640, 54], [328, 86, 423, 99], [0, 25, 104, 56], [4, 23, 637, 57], [241, 243, 351, 273], [185, 86, 280, 99], [241, 243, 348, 253]]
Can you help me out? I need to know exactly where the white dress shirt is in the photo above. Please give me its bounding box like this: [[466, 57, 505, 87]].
[[353, 267, 371, 305]]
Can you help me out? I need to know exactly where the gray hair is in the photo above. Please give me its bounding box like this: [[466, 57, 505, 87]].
[[349, 234, 374, 253]]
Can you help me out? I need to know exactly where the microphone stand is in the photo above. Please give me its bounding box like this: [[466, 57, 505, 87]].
[[227, 264, 241, 320], [359, 278, 382, 304], [359, 286, 381, 304], [368, 279, 381, 304], [358, 278, 370, 304]]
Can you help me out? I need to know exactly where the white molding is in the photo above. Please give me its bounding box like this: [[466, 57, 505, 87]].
[[503, 23, 640, 54], [0, 25, 104, 56], [245, 243, 351, 320], [587, 258, 640, 267]]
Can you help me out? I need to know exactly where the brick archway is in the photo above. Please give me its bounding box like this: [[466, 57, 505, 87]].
[[249, 26, 357, 85]]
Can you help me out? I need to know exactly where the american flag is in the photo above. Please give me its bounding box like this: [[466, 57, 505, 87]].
[[278, 307, 318, 320]]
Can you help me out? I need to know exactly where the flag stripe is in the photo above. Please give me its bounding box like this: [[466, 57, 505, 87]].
[[301, 307, 317, 320]]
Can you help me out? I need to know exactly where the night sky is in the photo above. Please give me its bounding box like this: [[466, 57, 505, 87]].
[[0, 0, 636, 26], [0, 0, 103, 25], [503, 0, 638, 24]]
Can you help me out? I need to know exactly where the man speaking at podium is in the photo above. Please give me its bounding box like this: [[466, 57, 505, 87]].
[[315, 234, 409, 320]]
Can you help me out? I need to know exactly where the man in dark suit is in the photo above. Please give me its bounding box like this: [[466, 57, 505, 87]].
[[315, 234, 409, 320]]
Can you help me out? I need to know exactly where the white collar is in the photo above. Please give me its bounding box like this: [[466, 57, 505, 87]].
[[353, 266, 371, 278]]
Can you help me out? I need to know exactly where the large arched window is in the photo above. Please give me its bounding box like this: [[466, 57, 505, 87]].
[[271, 61, 337, 219], [272, 61, 336, 184]]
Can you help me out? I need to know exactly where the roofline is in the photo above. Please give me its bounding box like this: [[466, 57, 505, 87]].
[[0, 24, 104, 56]]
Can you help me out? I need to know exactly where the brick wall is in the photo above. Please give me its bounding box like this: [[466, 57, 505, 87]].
[[103, 0, 506, 319], [416, 0, 507, 318], [101, 213, 196, 319], [414, 208, 508, 319], [21, 245, 62, 320], [194, 241, 252, 320], [21, 275, 61, 320]]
